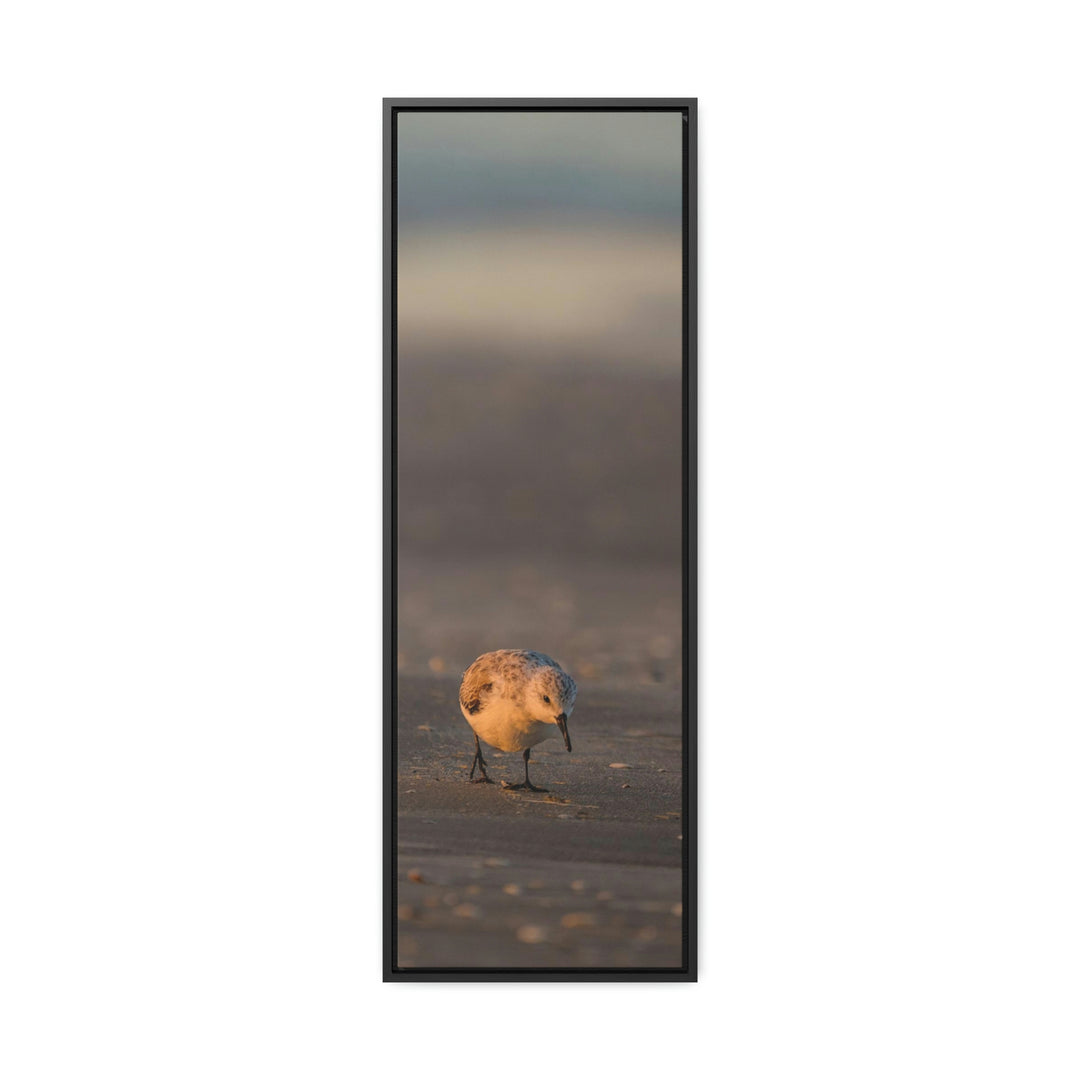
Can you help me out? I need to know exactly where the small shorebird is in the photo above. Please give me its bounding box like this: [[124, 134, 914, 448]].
[[459, 649, 576, 791]]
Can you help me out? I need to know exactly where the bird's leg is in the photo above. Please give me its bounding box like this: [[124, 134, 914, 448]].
[[468, 733, 493, 784], [503, 747, 547, 792], [522, 747, 548, 792]]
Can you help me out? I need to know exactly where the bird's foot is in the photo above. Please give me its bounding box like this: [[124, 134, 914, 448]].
[[468, 775, 494, 785], [500, 780, 548, 793]]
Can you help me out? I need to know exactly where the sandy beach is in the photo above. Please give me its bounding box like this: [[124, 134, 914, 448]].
[[393, 357, 686, 970], [392, 113, 687, 974], [395, 674, 685, 969]]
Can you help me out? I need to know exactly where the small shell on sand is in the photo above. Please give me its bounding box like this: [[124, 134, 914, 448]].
[[609, 763, 633, 769], [570, 880, 586, 892], [560, 912, 595, 929], [503, 883, 522, 896], [516, 925, 547, 944], [453, 903, 480, 918], [406, 869, 425, 883]]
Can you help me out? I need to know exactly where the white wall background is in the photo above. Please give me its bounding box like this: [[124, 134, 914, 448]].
[[2, 2, 1078, 1076]]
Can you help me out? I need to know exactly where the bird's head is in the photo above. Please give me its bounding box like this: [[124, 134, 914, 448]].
[[530, 666, 577, 752]]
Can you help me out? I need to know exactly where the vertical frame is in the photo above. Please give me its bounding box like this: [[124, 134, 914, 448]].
[[384, 98, 696, 981]]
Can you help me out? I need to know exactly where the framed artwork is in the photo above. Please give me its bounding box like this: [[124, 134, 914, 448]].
[[384, 98, 696, 980]]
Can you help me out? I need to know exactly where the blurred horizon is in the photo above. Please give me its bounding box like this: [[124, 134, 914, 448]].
[[398, 111, 682, 230], [398, 111, 683, 372]]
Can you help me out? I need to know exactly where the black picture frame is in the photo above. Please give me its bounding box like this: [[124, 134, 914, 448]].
[[384, 98, 697, 981]]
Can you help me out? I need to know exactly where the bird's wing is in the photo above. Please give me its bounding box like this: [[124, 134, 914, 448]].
[[459, 662, 495, 716]]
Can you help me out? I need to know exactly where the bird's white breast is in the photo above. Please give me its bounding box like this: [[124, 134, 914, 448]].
[[463, 697, 556, 753]]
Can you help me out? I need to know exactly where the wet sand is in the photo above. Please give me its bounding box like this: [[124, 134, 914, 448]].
[[395, 674, 686, 969], [397, 555, 682, 688], [394, 358, 686, 970]]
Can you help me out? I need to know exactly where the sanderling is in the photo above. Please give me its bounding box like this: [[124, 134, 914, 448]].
[[459, 649, 577, 791]]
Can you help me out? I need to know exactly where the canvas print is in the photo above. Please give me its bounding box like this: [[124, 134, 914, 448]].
[[386, 101, 695, 978]]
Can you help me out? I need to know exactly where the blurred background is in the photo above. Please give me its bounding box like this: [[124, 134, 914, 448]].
[[396, 110, 684, 690]]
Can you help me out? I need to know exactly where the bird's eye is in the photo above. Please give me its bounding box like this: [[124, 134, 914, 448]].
[[543, 695, 550, 703]]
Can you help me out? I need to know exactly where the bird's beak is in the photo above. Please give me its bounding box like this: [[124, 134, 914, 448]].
[[555, 713, 571, 752]]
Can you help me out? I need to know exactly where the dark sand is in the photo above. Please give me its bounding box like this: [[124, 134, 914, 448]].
[[396, 356, 682, 563], [396, 674, 685, 969], [394, 358, 685, 970]]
